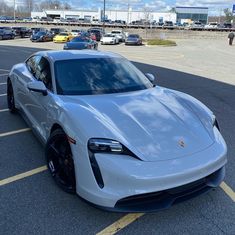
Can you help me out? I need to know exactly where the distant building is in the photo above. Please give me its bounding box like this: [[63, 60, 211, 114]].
[[31, 9, 177, 24], [175, 7, 208, 24]]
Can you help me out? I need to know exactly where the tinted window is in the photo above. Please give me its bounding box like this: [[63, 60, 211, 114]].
[[71, 37, 89, 42], [104, 34, 114, 37], [54, 58, 152, 95], [26, 56, 52, 91], [26, 56, 40, 75], [128, 34, 139, 38], [35, 57, 52, 90], [59, 33, 68, 36], [36, 32, 46, 36]]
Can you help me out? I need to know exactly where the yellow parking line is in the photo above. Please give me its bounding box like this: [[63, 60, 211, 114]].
[[96, 213, 144, 235], [0, 165, 48, 186], [220, 182, 235, 202], [0, 109, 9, 112], [0, 128, 31, 138], [0, 93, 6, 96]]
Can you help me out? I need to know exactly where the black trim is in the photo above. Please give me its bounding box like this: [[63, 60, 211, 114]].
[[113, 166, 225, 212], [88, 150, 104, 188]]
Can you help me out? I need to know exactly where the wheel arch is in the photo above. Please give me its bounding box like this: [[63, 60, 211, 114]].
[[50, 123, 64, 134]]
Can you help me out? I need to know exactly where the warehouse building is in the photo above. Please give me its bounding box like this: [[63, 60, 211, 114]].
[[32, 7, 208, 24], [31, 9, 177, 24], [175, 7, 209, 24]]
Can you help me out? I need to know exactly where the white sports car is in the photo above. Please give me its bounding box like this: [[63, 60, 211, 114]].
[[100, 33, 119, 45], [7, 50, 227, 212]]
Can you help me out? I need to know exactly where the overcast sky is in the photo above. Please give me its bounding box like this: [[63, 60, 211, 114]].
[[4, 0, 235, 15]]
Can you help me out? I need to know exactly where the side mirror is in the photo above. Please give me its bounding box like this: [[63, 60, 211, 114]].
[[145, 73, 156, 83], [27, 81, 47, 96]]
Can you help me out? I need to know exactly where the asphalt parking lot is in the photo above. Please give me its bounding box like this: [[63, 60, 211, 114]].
[[0, 38, 235, 235]]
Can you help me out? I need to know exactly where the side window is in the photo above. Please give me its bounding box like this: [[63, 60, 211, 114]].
[[26, 56, 40, 75], [36, 57, 52, 91]]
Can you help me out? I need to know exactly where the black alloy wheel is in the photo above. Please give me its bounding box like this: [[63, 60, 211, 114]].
[[7, 80, 17, 113], [46, 129, 76, 194]]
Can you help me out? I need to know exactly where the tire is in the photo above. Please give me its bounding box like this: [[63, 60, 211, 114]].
[[7, 79, 17, 113], [46, 129, 76, 194], [0, 35, 2, 40]]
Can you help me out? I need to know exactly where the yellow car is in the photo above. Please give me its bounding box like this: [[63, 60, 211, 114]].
[[53, 32, 73, 43]]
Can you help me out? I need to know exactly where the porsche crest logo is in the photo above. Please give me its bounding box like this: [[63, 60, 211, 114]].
[[178, 139, 185, 148]]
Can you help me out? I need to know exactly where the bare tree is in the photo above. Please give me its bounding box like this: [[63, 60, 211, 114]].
[[63, 2, 72, 10], [224, 8, 234, 23], [25, 0, 34, 14]]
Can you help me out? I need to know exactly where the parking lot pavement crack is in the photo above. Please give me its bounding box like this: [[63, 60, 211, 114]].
[[198, 210, 227, 234]]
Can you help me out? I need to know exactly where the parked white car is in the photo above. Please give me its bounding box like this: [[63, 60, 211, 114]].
[[71, 29, 84, 37], [100, 33, 119, 45], [110, 30, 125, 42], [7, 50, 227, 212], [205, 22, 220, 29]]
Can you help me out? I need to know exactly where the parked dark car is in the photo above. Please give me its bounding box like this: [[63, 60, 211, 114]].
[[0, 27, 15, 40], [222, 23, 232, 29], [30, 31, 53, 42], [50, 28, 66, 37], [63, 36, 98, 50], [125, 34, 142, 45], [40, 17, 53, 22], [12, 27, 32, 38], [87, 28, 104, 41]]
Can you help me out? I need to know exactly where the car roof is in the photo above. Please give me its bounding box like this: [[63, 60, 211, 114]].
[[35, 50, 123, 62]]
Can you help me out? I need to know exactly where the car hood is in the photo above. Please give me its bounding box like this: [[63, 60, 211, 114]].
[[60, 87, 214, 162]]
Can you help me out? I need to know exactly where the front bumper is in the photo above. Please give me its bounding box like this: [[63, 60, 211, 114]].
[[125, 41, 139, 45], [101, 41, 115, 44], [112, 166, 225, 212], [53, 39, 67, 43], [74, 129, 227, 211]]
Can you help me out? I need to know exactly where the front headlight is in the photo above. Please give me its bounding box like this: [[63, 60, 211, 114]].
[[88, 139, 123, 153], [87, 138, 140, 188], [88, 138, 140, 159]]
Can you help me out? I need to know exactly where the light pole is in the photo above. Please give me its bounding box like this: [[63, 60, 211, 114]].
[[13, 0, 16, 20], [103, 0, 106, 28]]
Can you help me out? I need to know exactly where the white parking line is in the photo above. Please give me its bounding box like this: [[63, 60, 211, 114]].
[[0, 69, 10, 72], [0, 128, 31, 138], [0, 74, 8, 77], [0, 165, 48, 186], [0, 109, 9, 113], [0, 93, 6, 97], [0, 82, 7, 85]]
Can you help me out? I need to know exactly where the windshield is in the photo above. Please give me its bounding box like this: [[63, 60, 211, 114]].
[[71, 37, 89, 42], [104, 34, 114, 37], [128, 34, 138, 38], [54, 58, 152, 95], [35, 32, 46, 36], [59, 33, 68, 36]]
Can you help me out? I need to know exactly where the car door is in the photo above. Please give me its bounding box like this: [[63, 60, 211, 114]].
[[26, 56, 55, 140], [15, 55, 41, 125]]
